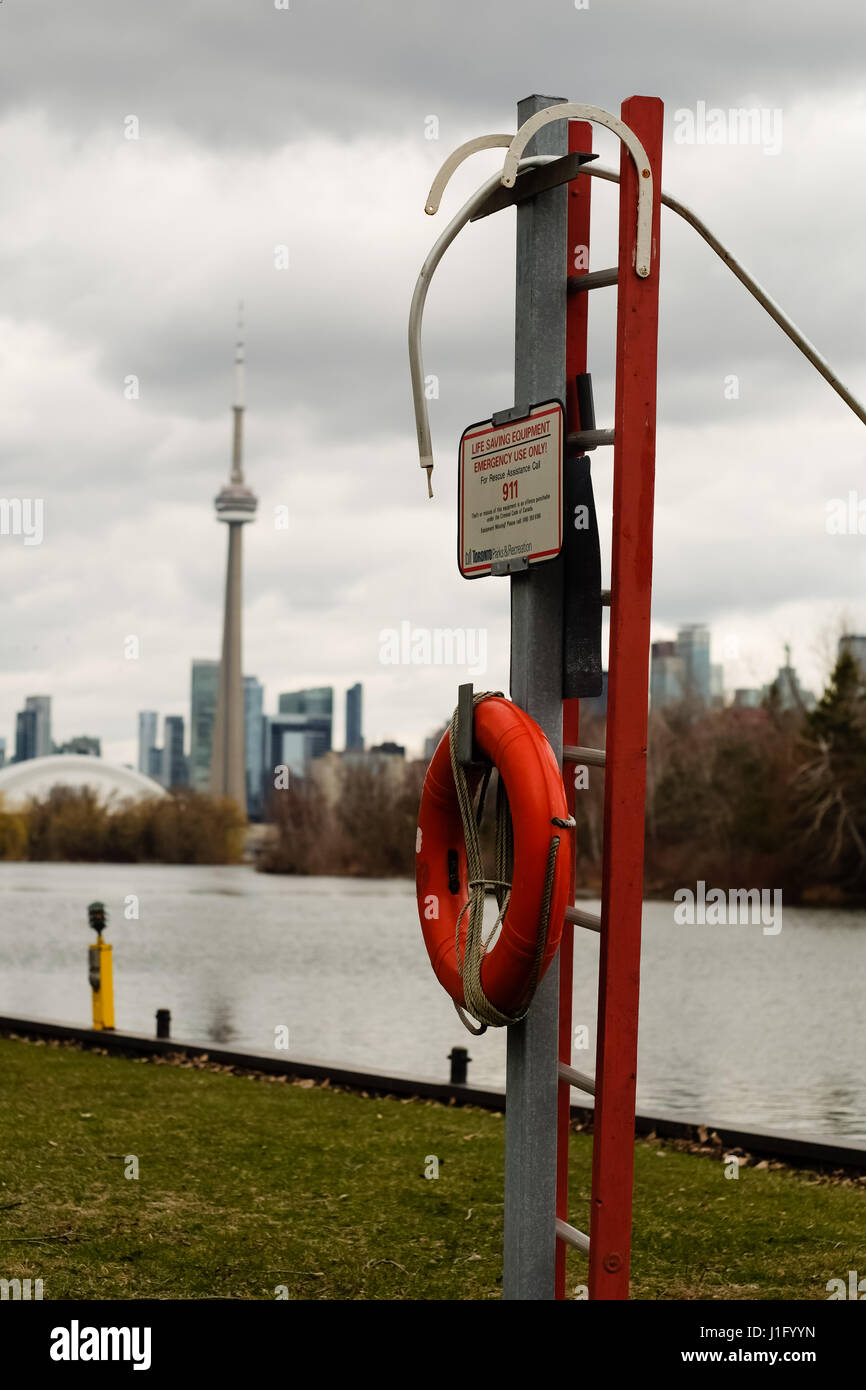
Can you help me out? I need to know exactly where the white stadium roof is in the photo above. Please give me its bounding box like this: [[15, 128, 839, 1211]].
[[0, 755, 167, 807]]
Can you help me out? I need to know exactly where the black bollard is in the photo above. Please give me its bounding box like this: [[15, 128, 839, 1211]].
[[156, 1009, 171, 1040], [448, 1046, 470, 1086]]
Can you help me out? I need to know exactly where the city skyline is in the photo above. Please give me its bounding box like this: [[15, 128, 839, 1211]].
[[2, 608, 850, 772], [650, 624, 818, 714], [6, 607, 848, 768], [0, 672, 376, 770], [3, 616, 848, 778], [130, 677, 369, 816]]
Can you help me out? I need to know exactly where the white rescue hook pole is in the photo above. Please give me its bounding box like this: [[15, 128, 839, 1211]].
[[410, 121, 866, 500], [408, 156, 555, 498], [581, 163, 866, 431]]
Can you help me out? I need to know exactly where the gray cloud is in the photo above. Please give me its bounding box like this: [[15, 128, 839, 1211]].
[[2, 1, 864, 146]]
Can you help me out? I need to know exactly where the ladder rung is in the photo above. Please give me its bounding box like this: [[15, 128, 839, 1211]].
[[563, 745, 605, 767], [565, 906, 601, 933], [558, 1061, 596, 1096], [556, 1218, 591, 1255], [601, 588, 611, 606], [567, 429, 614, 449], [567, 266, 618, 294]]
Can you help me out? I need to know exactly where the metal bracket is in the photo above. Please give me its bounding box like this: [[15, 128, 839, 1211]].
[[491, 402, 530, 426], [562, 451, 603, 699], [491, 557, 529, 576], [569, 373, 596, 451], [456, 682, 487, 768], [471, 151, 596, 222]]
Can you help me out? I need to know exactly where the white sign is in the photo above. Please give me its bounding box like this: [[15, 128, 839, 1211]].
[[458, 401, 564, 578]]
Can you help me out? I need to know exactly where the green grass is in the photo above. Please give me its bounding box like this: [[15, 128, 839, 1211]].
[[0, 1036, 861, 1300]]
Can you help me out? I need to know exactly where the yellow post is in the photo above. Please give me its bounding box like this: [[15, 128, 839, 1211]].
[[87, 902, 115, 1031]]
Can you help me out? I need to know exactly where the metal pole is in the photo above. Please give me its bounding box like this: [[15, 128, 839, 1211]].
[[503, 93, 568, 1301], [556, 116, 594, 1301], [448, 1046, 470, 1085]]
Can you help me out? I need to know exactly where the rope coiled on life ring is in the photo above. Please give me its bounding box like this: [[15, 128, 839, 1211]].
[[417, 692, 573, 1034]]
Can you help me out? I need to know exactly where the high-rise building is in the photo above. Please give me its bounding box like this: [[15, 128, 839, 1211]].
[[15, 708, 38, 762], [676, 624, 711, 705], [210, 314, 257, 816], [0, 738, 6, 769], [137, 711, 158, 774], [263, 716, 318, 791], [243, 677, 264, 818], [650, 641, 684, 710], [190, 659, 220, 791], [345, 682, 363, 751], [279, 687, 333, 719], [162, 716, 188, 789], [277, 687, 333, 758], [24, 695, 51, 757], [147, 746, 164, 783], [271, 711, 331, 765]]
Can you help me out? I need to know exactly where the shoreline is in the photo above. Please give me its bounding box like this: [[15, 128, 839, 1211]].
[[2, 1014, 864, 1171]]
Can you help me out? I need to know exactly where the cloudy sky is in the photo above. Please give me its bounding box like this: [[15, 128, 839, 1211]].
[[1, 0, 864, 763]]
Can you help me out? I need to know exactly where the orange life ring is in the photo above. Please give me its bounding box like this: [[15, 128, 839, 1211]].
[[415, 695, 573, 1021]]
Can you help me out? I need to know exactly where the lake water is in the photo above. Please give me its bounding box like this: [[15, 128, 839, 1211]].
[[0, 862, 864, 1140]]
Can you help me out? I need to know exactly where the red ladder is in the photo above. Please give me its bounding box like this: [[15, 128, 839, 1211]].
[[555, 96, 663, 1300]]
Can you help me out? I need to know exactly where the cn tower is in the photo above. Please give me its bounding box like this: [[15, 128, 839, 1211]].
[[210, 309, 257, 814]]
